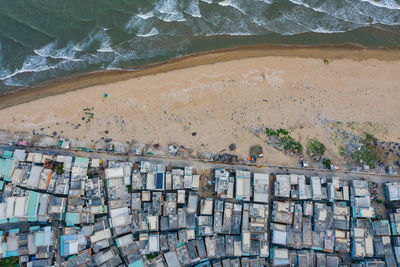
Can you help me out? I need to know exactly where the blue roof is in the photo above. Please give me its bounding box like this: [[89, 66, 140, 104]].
[[66, 213, 79, 226], [156, 173, 163, 189], [35, 232, 44, 246], [75, 157, 89, 164], [2, 150, 13, 159], [129, 259, 144, 267], [0, 158, 5, 176], [2, 159, 14, 180]]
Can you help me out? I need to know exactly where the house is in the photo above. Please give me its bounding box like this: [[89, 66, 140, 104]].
[[274, 175, 290, 198], [235, 170, 251, 201], [253, 173, 269, 203]]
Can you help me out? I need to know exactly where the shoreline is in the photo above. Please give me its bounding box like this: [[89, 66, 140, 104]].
[[1, 43, 400, 110]]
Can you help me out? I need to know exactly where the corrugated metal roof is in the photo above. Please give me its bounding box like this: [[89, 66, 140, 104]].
[[2, 150, 13, 159], [0, 158, 5, 176], [75, 157, 89, 164], [66, 212, 79, 226], [26, 191, 39, 217], [2, 159, 14, 180], [35, 232, 44, 246]]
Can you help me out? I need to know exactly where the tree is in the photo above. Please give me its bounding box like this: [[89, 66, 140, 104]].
[[56, 164, 64, 175], [306, 139, 326, 158]]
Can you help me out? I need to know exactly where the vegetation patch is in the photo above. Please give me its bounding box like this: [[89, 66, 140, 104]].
[[265, 127, 302, 154], [0, 256, 19, 267], [340, 132, 379, 169], [322, 158, 332, 169], [56, 164, 64, 175], [306, 139, 325, 159]]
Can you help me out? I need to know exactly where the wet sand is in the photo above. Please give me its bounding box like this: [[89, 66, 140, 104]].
[[0, 45, 400, 167]]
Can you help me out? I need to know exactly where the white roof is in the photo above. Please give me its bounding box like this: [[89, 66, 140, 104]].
[[311, 176, 322, 198], [109, 207, 129, 218], [274, 248, 289, 259], [13, 149, 26, 161], [272, 230, 287, 245], [14, 197, 27, 217], [254, 173, 269, 203], [184, 175, 192, 189], [146, 173, 155, 190], [66, 240, 79, 255], [11, 168, 24, 184], [201, 199, 213, 215], [6, 197, 16, 218], [236, 178, 244, 197], [91, 159, 100, 168], [7, 236, 18, 251], [91, 229, 111, 243], [112, 214, 131, 227], [192, 175, 199, 189], [116, 234, 133, 247], [0, 203, 7, 218], [27, 166, 44, 188], [148, 234, 159, 252], [105, 167, 124, 179], [164, 251, 180, 267]]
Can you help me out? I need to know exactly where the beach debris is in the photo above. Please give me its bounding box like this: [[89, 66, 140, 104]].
[[250, 145, 263, 158], [168, 144, 178, 155], [323, 58, 330, 64], [265, 127, 302, 154], [213, 153, 238, 163], [306, 138, 325, 159], [106, 143, 114, 152], [229, 143, 236, 151], [192, 132, 197, 136]]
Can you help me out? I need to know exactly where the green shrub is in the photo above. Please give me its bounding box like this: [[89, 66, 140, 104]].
[[266, 127, 302, 153], [338, 145, 346, 157], [350, 133, 379, 168], [322, 158, 332, 169], [56, 164, 64, 175], [0, 257, 19, 267], [306, 139, 325, 158]]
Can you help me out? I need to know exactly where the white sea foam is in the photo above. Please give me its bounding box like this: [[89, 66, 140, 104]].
[[218, 31, 253, 36], [34, 42, 57, 57], [34, 41, 80, 61], [75, 28, 112, 52], [137, 27, 160, 37], [108, 50, 139, 69], [137, 11, 154, 19], [287, 0, 327, 14], [97, 48, 114, 53], [0, 43, 12, 80], [200, 0, 213, 3], [360, 0, 400, 10], [125, 11, 155, 32], [21, 55, 49, 72], [219, 0, 246, 14], [312, 27, 346, 34], [157, 0, 187, 22], [0, 56, 56, 81], [185, 0, 202, 17]]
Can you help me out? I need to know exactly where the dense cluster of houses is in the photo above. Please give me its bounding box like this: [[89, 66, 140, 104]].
[[0, 148, 400, 266], [269, 174, 397, 267]]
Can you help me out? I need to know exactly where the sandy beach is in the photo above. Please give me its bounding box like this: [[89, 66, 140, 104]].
[[1, 45, 400, 167]]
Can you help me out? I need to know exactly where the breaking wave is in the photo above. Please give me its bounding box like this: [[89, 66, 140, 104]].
[[1, 0, 400, 90], [137, 27, 159, 37]]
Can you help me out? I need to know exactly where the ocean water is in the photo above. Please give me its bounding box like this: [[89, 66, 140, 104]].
[[1, 0, 400, 92]]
